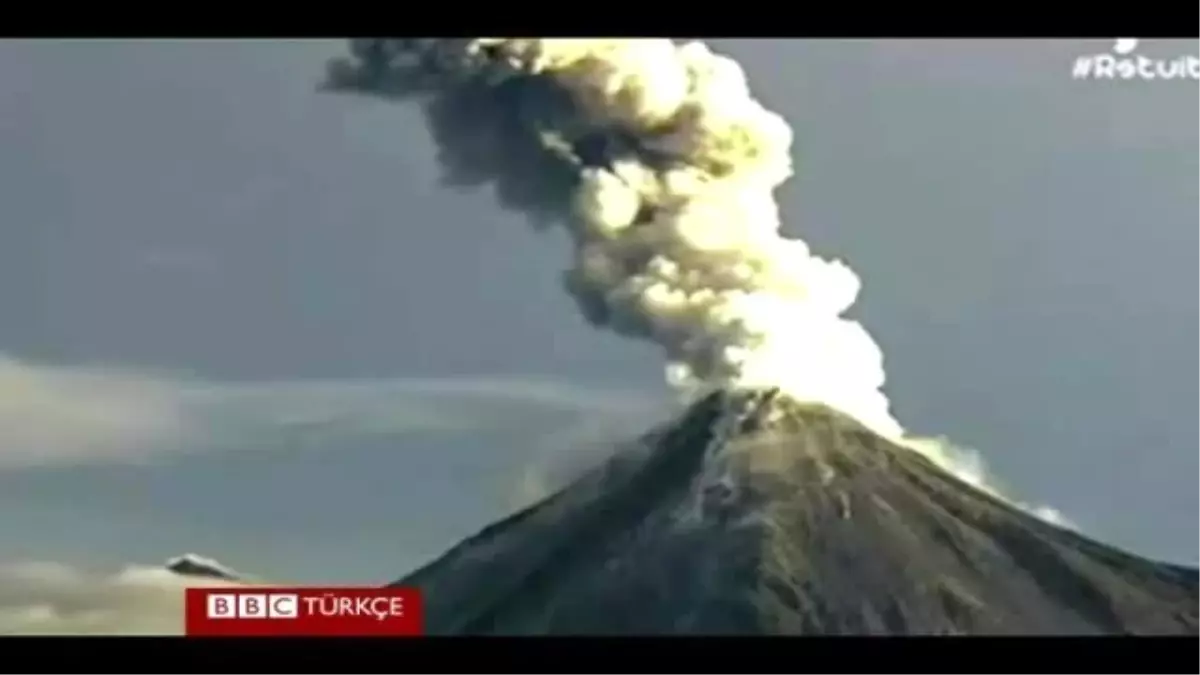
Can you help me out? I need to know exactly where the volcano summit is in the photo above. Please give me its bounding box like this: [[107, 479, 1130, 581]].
[[393, 389, 1197, 635]]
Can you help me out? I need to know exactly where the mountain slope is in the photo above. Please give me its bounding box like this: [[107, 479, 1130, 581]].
[[392, 388, 1198, 635]]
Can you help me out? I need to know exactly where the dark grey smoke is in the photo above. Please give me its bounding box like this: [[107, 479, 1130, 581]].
[[324, 42, 585, 231], [322, 41, 646, 331]]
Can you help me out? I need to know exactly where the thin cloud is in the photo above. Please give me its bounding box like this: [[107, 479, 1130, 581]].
[[0, 354, 668, 470], [0, 356, 193, 468]]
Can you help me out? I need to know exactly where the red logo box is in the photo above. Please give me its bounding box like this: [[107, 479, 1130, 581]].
[[185, 587, 423, 636]]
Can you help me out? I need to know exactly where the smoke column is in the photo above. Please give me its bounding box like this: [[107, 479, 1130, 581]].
[[323, 39, 902, 440]]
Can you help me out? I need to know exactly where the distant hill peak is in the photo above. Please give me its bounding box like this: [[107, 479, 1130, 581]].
[[165, 553, 244, 582]]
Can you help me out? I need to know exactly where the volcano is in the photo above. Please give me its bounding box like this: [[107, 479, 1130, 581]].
[[391, 389, 1198, 635]]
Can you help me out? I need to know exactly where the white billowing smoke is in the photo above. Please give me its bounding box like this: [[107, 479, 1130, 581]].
[[323, 40, 1075, 527], [326, 39, 901, 441]]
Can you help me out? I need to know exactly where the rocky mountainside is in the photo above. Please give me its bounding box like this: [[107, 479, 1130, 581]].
[[392, 388, 1198, 635]]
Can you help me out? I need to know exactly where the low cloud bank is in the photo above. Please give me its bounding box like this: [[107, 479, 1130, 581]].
[[0, 558, 244, 636]]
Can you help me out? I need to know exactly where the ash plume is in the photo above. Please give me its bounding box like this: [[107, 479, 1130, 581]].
[[323, 39, 901, 441], [319, 40, 1075, 525]]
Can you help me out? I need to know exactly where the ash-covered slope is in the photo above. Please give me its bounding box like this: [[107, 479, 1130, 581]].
[[393, 389, 1197, 635]]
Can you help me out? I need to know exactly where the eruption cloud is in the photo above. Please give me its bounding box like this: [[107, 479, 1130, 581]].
[[324, 39, 903, 441], [320, 40, 1073, 528]]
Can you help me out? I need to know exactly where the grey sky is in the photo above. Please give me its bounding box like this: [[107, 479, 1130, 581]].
[[0, 39, 1195, 587]]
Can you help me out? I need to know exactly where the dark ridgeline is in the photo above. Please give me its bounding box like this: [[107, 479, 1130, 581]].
[[165, 554, 243, 583], [391, 389, 1198, 635]]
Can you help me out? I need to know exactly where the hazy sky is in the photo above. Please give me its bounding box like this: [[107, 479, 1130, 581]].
[[0, 39, 1196, 590]]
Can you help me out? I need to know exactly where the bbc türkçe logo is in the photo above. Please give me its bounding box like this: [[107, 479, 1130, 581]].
[[185, 587, 423, 636]]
